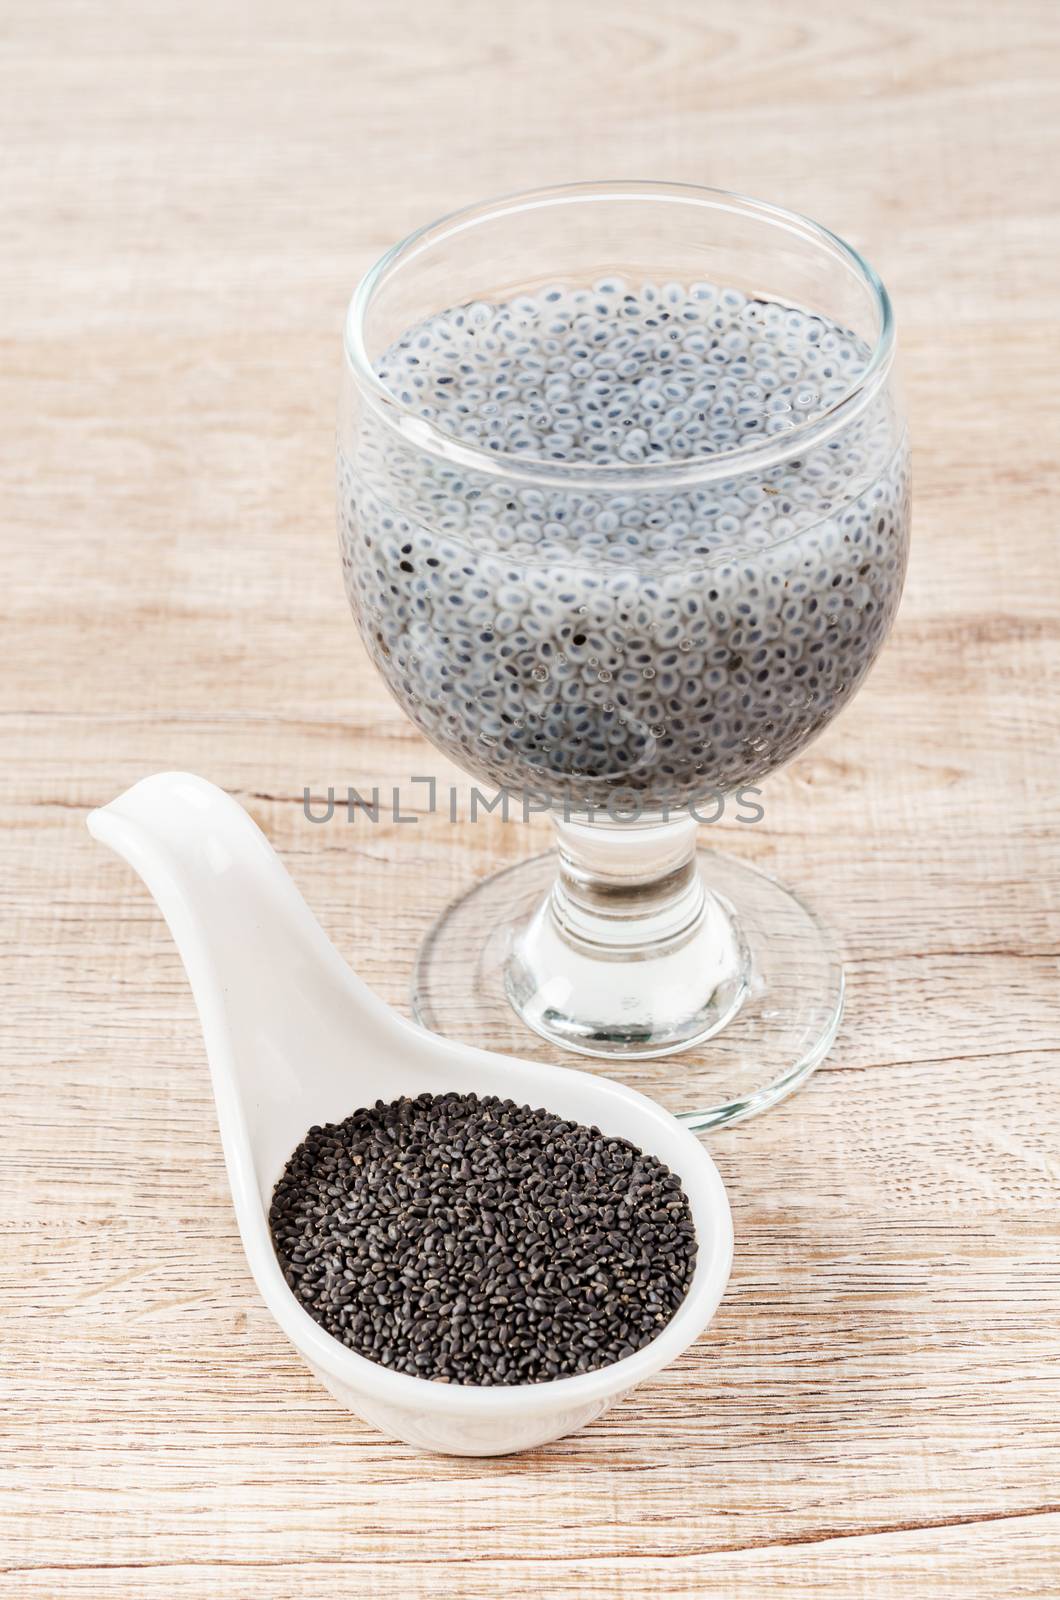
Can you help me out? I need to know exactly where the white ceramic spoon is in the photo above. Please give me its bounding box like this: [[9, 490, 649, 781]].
[[88, 772, 733, 1456]]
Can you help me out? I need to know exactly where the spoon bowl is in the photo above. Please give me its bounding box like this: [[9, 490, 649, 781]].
[[88, 773, 733, 1455]]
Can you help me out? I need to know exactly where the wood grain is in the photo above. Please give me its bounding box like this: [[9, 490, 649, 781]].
[[3, 0, 1059, 1595]]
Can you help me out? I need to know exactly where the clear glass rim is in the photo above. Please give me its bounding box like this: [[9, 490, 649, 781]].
[[344, 180, 896, 491]]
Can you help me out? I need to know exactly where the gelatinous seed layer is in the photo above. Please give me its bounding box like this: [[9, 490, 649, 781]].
[[339, 281, 910, 810], [270, 1092, 697, 1385]]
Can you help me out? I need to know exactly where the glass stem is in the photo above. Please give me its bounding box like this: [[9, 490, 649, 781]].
[[548, 813, 707, 955], [504, 813, 749, 1057]]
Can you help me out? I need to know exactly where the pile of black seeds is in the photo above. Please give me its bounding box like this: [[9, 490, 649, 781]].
[[269, 1091, 697, 1385]]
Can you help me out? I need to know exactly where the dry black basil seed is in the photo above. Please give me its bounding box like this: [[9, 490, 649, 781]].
[[269, 1091, 697, 1386]]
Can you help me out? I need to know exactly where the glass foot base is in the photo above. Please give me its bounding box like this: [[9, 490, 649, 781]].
[[411, 847, 844, 1130]]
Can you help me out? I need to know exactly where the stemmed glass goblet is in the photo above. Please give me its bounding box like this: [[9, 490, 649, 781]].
[[338, 183, 910, 1128]]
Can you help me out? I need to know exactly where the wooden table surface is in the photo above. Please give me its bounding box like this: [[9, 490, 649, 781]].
[[4, 1, 1059, 1594]]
